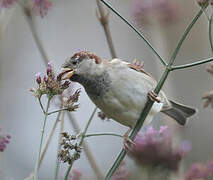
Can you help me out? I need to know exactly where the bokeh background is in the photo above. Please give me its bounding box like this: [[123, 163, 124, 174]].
[[0, 0, 213, 179]]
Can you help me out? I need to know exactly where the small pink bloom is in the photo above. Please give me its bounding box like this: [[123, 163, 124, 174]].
[[32, 0, 52, 18], [35, 72, 42, 84]]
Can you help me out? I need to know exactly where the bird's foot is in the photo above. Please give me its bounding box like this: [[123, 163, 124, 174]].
[[123, 129, 135, 151], [148, 91, 161, 103]]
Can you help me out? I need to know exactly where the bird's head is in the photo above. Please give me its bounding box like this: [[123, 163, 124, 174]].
[[60, 51, 103, 82]]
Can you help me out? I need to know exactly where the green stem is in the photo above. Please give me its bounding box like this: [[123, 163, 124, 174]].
[[54, 110, 65, 180], [84, 133, 123, 139], [64, 107, 98, 180], [100, 0, 167, 66], [209, 13, 213, 54], [38, 97, 46, 114], [171, 57, 213, 71], [34, 96, 52, 180], [168, 7, 207, 66], [47, 108, 69, 115], [104, 7, 205, 180]]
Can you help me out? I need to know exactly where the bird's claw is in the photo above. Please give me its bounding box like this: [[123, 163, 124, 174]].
[[148, 91, 161, 103], [123, 136, 135, 151]]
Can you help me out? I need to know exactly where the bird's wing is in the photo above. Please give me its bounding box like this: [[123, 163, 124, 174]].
[[128, 63, 156, 81]]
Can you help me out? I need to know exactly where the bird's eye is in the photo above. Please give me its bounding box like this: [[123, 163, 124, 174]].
[[72, 60, 78, 65]]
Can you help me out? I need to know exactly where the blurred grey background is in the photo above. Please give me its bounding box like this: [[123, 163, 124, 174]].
[[0, 0, 213, 179]]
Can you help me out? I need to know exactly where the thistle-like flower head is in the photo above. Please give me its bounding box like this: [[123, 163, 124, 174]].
[[127, 126, 190, 171]]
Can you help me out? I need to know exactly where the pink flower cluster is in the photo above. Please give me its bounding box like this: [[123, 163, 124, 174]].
[[32, 0, 52, 17], [0, 127, 11, 152], [0, 0, 18, 8], [131, 0, 179, 25], [30, 62, 71, 98], [127, 126, 190, 171], [185, 161, 213, 180]]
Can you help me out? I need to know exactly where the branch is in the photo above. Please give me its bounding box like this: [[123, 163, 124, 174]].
[[64, 107, 98, 180], [100, 0, 167, 66], [96, 0, 116, 58], [209, 13, 213, 54], [168, 6, 207, 66], [171, 57, 213, 71], [54, 110, 65, 180], [84, 133, 123, 139], [38, 111, 61, 169], [47, 108, 69, 115]]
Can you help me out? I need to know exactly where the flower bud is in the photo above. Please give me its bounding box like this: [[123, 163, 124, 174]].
[[35, 72, 41, 84], [47, 62, 53, 75], [43, 75, 48, 82]]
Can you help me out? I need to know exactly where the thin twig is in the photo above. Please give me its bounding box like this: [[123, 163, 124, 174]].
[[171, 57, 213, 71], [67, 113, 103, 179], [38, 111, 62, 169], [47, 108, 69, 115], [64, 107, 98, 180], [54, 110, 65, 180], [38, 97, 46, 114], [100, 0, 167, 66], [84, 133, 123, 139], [34, 96, 52, 180], [168, 6, 207, 66], [96, 0, 116, 58], [209, 13, 213, 54], [21, 4, 49, 66]]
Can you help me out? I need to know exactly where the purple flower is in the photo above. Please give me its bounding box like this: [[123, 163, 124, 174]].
[[0, 127, 11, 152], [127, 126, 189, 171], [35, 72, 41, 84], [32, 0, 52, 18], [185, 161, 213, 180], [131, 0, 179, 25], [0, 0, 18, 8]]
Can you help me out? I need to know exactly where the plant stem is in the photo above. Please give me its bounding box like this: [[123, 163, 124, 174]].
[[209, 13, 213, 54], [100, 0, 167, 66], [84, 133, 123, 139], [21, 4, 49, 67], [168, 7, 207, 66], [48, 108, 69, 115], [67, 113, 103, 179], [171, 57, 213, 70], [96, 0, 116, 58], [38, 111, 61, 169], [54, 110, 65, 180], [104, 7, 205, 180], [34, 96, 52, 180], [38, 97, 46, 114], [64, 107, 98, 180]]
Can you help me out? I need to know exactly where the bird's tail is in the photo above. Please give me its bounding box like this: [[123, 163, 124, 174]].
[[161, 100, 197, 125]]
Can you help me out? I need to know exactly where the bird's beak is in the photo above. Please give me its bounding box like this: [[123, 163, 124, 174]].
[[60, 68, 75, 80]]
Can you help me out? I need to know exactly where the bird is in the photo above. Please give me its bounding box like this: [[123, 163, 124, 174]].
[[60, 51, 196, 129]]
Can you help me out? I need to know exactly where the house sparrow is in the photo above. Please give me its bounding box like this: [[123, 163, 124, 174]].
[[60, 51, 196, 128]]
